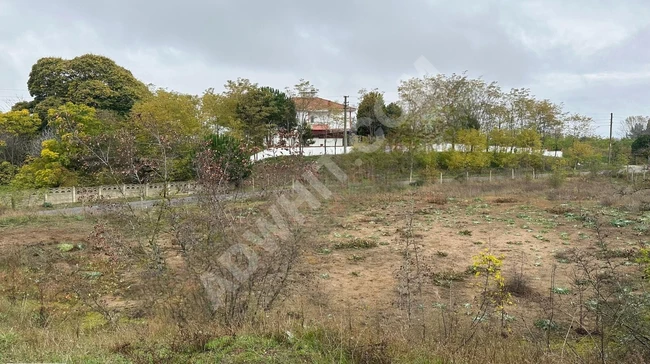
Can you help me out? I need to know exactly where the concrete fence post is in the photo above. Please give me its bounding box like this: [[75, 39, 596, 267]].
[[440, 172, 443, 184], [533, 168, 536, 180], [72, 186, 77, 203], [512, 169, 515, 180], [145, 184, 149, 198], [489, 170, 492, 182]]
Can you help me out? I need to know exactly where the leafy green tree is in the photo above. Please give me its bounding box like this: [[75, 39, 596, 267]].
[[209, 80, 296, 148], [447, 150, 490, 172], [130, 89, 203, 183], [0, 161, 17, 185], [566, 141, 599, 169], [632, 135, 650, 164], [514, 128, 542, 150], [457, 129, 487, 152], [259, 86, 297, 132], [0, 109, 41, 165], [236, 86, 296, 147], [489, 129, 514, 152], [12, 139, 75, 188], [205, 134, 253, 187], [385, 102, 403, 122], [622, 116, 650, 139], [22, 54, 150, 121], [356, 91, 390, 138]]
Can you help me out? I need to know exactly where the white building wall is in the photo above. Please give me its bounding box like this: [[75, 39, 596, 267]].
[[297, 110, 345, 128], [311, 138, 343, 147]]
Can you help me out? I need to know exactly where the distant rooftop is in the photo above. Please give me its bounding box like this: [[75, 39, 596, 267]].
[[292, 96, 356, 112]]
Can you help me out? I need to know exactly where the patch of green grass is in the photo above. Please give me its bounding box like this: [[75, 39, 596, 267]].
[[611, 219, 634, 228], [0, 214, 90, 229], [333, 238, 378, 250], [81, 311, 109, 331], [431, 271, 467, 287], [57, 243, 76, 252], [458, 230, 472, 236]]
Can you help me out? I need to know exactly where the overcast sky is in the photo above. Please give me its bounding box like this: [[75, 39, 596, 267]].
[[1, 0, 649, 136]]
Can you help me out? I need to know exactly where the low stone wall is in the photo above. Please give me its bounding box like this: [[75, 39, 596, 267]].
[[19, 181, 199, 206]]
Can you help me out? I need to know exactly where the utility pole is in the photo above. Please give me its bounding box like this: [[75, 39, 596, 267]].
[[608, 113, 613, 164], [343, 95, 349, 153]]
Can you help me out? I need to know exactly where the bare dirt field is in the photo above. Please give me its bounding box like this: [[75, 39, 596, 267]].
[[1, 176, 649, 363]]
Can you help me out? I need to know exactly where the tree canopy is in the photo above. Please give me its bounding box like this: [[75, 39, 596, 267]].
[[21, 54, 150, 122]]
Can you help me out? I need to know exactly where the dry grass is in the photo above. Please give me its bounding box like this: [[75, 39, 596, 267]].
[[2, 175, 650, 363]]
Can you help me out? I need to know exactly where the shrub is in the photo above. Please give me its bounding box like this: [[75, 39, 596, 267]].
[[0, 161, 17, 185], [504, 273, 534, 298], [333, 238, 378, 250], [205, 134, 253, 187], [548, 169, 566, 188]]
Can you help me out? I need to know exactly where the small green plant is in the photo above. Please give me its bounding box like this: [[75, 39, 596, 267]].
[[42, 202, 54, 208], [534, 319, 559, 331], [333, 238, 378, 250], [458, 229, 472, 236], [318, 248, 332, 255], [348, 254, 365, 262], [611, 218, 634, 228], [57, 243, 76, 252], [435, 251, 449, 257], [552, 287, 571, 295]]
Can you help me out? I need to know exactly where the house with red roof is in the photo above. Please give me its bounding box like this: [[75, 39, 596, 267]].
[[292, 96, 356, 147]]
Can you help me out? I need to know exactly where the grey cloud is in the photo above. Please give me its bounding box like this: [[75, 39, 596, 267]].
[[0, 0, 648, 135]]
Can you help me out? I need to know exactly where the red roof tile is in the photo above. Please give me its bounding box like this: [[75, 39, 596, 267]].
[[292, 96, 356, 112]]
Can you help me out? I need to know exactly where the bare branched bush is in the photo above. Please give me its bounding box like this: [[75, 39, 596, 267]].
[[167, 152, 303, 329]]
